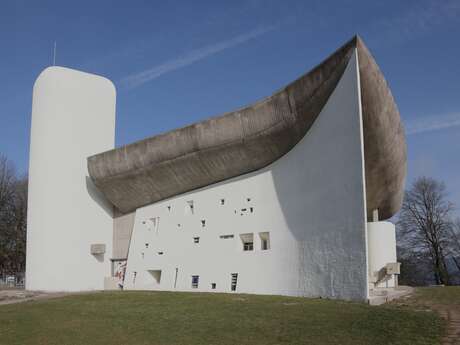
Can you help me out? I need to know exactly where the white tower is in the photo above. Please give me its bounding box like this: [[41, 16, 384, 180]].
[[26, 67, 116, 291]]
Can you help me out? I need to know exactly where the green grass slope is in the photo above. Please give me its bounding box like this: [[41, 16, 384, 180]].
[[0, 291, 444, 345]]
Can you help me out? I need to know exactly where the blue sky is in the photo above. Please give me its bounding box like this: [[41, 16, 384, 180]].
[[1, 0, 459, 214]]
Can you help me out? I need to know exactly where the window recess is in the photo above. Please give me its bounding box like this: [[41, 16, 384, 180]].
[[240, 233, 254, 251], [259, 232, 270, 250]]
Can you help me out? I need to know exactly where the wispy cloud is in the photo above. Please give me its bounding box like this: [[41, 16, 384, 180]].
[[406, 112, 460, 135], [120, 25, 276, 90], [373, 0, 460, 43]]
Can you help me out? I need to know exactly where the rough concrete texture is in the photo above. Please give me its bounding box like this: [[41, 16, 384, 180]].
[[88, 36, 406, 220], [356, 39, 407, 220]]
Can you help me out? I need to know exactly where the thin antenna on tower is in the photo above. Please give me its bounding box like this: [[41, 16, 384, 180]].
[[53, 41, 57, 66]]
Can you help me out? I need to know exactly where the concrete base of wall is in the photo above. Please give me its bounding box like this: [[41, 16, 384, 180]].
[[104, 277, 119, 290], [368, 286, 414, 305]]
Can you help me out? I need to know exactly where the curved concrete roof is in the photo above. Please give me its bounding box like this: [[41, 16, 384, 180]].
[[88, 36, 406, 220]]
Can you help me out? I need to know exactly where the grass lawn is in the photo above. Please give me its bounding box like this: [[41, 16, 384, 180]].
[[0, 290, 446, 345], [401, 286, 460, 307]]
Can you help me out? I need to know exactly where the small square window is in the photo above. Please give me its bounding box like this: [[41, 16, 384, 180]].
[[211, 283, 216, 289], [220, 199, 225, 205], [193, 237, 200, 244], [201, 220, 206, 227], [243, 242, 253, 251], [145, 243, 149, 248], [191, 275, 199, 288]]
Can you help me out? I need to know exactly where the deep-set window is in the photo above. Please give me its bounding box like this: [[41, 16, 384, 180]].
[[259, 232, 270, 250], [243, 242, 253, 251], [240, 233, 254, 251], [211, 283, 216, 289], [191, 275, 199, 288], [231, 273, 238, 291]]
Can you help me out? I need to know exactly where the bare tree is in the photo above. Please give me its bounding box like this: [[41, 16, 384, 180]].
[[0, 154, 27, 276], [398, 177, 455, 285]]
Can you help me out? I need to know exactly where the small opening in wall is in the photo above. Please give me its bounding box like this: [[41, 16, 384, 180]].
[[250, 207, 254, 213], [193, 237, 200, 244], [145, 243, 149, 248], [219, 234, 234, 239], [201, 220, 206, 227], [241, 208, 247, 212], [191, 275, 199, 288], [177, 223, 181, 228], [220, 199, 225, 205], [148, 270, 162, 284], [142, 221, 146, 225], [240, 233, 254, 251], [141, 252, 144, 259], [231, 273, 238, 291], [247, 198, 251, 202], [186, 200, 194, 215], [167, 205, 171, 211], [158, 251, 164, 255], [259, 232, 270, 250], [211, 283, 216, 289]]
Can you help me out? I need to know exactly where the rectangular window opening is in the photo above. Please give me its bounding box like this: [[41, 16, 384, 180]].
[[219, 234, 234, 239], [211, 283, 216, 289], [231, 273, 238, 291], [240, 233, 254, 251], [259, 232, 270, 250], [191, 275, 199, 288], [193, 237, 200, 244], [220, 199, 225, 205], [201, 219, 206, 227]]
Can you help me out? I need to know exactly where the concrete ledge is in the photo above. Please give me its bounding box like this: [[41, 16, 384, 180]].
[[368, 286, 414, 306]]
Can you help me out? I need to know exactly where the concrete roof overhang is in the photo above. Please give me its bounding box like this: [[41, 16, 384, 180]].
[[87, 36, 406, 220]]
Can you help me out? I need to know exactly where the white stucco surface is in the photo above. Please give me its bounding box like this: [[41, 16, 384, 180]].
[[124, 50, 369, 301], [367, 221, 397, 288], [26, 67, 116, 291]]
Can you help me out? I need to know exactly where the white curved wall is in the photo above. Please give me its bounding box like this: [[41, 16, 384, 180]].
[[124, 50, 369, 301], [367, 221, 397, 288], [26, 67, 116, 291]]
